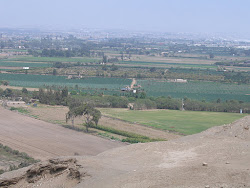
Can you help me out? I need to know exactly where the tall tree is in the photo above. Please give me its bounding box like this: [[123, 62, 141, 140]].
[[102, 55, 107, 64], [66, 104, 101, 132], [61, 87, 68, 98], [52, 69, 57, 76]]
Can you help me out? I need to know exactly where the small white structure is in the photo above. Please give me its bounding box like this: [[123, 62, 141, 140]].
[[168, 79, 187, 83], [6, 101, 26, 107], [23, 67, 30, 70], [128, 103, 134, 110]]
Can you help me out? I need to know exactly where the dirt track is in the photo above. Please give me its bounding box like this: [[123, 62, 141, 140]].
[[130, 78, 136, 88], [0, 107, 124, 160]]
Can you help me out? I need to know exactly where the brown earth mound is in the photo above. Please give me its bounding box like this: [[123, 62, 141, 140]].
[[200, 115, 250, 140], [1, 116, 250, 188], [0, 158, 87, 188]]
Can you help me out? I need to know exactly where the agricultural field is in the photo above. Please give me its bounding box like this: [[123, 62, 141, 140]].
[[0, 56, 100, 71], [24, 104, 179, 142], [105, 52, 250, 71], [108, 53, 249, 63], [100, 108, 247, 135], [8, 56, 100, 63], [117, 61, 217, 69], [137, 80, 250, 102], [0, 73, 131, 92], [107, 53, 218, 65], [0, 72, 249, 102], [0, 61, 52, 68]]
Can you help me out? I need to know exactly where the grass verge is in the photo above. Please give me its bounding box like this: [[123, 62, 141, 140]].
[[10, 107, 29, 114], [93, 125, 165, 143], [62, 124, 165, 143]]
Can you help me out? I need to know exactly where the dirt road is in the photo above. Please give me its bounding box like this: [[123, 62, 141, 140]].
[[0, 107, 124, 160], [130, 78, 136, 89]]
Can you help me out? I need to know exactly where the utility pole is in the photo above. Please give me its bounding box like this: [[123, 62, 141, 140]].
[[181, 98, 185, 111]]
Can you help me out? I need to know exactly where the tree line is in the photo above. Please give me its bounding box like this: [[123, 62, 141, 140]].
[[1, 87, 249, 114], [34, 89, 250, 113]]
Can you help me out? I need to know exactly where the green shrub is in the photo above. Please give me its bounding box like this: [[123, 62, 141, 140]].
[[122, 137, 165, 143], [10, 107, 17, 111], [0, 169, 5, 175], [93, 125, 149, 139], [93, 125, 166, 143]]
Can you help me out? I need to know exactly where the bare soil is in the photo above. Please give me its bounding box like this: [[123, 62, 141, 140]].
[[1, 115, 250, 187], [77, 115, 250, 188], [1, 104, 250, 188], [0, 107, 124, 161]]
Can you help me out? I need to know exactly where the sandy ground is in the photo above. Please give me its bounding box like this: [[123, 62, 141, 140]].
[[77, 115, 250, 188], [26, 105, 179, 140], [0, 107, 124, 161], [1, 115, 249, 188]]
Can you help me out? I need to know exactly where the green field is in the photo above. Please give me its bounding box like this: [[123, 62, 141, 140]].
[[0, 61, 52, 68], [0, 73, 131, 91], [117, 61, 216, 69], [100, 108, 246, 135], [0, 72, 249, 102], [0, 69, 13, 71], [138, 80, 250, 102], [9, 56, 100, 63]]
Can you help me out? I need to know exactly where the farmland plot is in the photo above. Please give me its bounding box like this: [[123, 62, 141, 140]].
[[138, 80, 250, 102], [100, 108, 246, 135], [0, 73, 131, 91], [9, 56, 100, 63], [0, 61, 51, 68]]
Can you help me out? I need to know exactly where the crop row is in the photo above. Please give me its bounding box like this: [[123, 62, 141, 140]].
[[10, 56, 99, 63], [0, 61, 52, 68], [137, 80, 250, 102], [118, 61, 216, 69], [0, 73, 131, 90]]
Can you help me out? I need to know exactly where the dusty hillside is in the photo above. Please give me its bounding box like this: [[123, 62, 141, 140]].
[[1, 115, 249, 188]]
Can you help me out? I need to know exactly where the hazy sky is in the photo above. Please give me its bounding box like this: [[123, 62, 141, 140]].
[[1, 0, 250, 33]]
